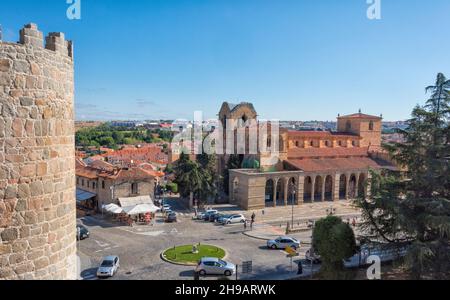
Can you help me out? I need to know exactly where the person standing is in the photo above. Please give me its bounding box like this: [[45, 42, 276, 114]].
[[297, 261, 303, 275], [243, 220, 247, 231]]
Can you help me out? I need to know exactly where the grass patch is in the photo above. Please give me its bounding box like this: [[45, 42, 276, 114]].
[[163, 244, 226, 264]]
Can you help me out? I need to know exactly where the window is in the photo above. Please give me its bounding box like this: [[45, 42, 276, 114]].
[[131, 183, 138, 195], [352, 141, 356, 146], [338, 141, 342, 147], [92, 182, 96, 189], [346, 121, 351, 131], [369, 121, 374, 131], [295, 141, 299, 147], [76, 177, 79, 185], [81, 179, 85, 186], [102, 180, 105, 189], [310, 141, 314, 147]]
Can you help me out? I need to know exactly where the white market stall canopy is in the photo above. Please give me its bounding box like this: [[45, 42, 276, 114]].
[[118, 195, 159, 215], [103, 203, 123, 214]]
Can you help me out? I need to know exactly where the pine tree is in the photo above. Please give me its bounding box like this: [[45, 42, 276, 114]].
[[355, 73, 450, 279]]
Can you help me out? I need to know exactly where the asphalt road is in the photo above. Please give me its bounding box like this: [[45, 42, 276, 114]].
[[77, 211, 317, 280]]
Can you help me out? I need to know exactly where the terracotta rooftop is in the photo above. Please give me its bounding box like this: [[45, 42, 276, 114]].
[[103, 146, 168, 165], [286, 157, 383, 172], [288, 147, 370, 159]]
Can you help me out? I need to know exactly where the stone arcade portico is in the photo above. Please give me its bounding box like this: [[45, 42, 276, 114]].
[[229, 168, 370, 210]]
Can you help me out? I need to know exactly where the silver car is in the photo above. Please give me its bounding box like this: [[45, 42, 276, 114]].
[[220, 214, 246, 225], [196, 257, 236, 276], [97, 255, 120, 278], [267, 236, 300, 250]]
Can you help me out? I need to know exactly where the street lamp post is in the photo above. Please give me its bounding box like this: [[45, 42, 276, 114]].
[[291, 189, 296, 230]]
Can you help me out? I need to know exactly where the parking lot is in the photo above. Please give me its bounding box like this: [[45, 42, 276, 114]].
[[77, 199, 327, 280]]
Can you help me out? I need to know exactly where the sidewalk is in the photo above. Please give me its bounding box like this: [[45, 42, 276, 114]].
[[208, 200, 361, 225], [242, 223, 312, 243]]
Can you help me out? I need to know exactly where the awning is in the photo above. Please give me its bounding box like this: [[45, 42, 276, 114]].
[[118, 195, 159, 215], [102, 203, 124, 214], [76, 188, 96, 202], [118, 195, 153, 207], [122, 203, 159, 215]]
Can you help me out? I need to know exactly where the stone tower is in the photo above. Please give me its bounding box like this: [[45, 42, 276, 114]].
[[337, 112, 382, 147], [0, 24, 76, 279]]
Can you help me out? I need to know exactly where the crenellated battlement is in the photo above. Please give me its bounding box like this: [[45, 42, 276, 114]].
[[1, 23, 73, 59]]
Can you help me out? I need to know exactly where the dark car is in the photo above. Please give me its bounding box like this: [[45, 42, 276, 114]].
[[202, 210, 218, 221], [211, 213, 226, 223], [76, 225, 90, 240], [166, 212, 177, 223], [208, 212, 222, 222]]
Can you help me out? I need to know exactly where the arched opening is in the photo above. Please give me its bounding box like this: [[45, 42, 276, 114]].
[[278, 137, 284, 152], [304, 176, 313, 202], [314, 176, 323, 201], [275, 179, 285, 206], [358, 174, 366, 198], [265, 179, 275, 207], [325, 175, 333, 201], [231, 177, 239, 203], [348, 174, 357, 199], [287, 177, 297, 205], [339, 174, 347, 200]]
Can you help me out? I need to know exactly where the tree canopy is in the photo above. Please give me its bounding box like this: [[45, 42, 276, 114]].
[[355, 73, 450, 279]]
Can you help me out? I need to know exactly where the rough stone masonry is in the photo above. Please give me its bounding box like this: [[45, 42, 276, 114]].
[[0, 23, 76, 279]]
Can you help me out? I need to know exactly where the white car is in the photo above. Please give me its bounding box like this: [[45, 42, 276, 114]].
[[267, 236, 300, 250], [196, 257, 236, 276], [97, 255, 120, 278], [220, 214, 246, 225]]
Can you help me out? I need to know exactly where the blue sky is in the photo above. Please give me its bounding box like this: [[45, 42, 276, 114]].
[[1, 0, 449, 121]]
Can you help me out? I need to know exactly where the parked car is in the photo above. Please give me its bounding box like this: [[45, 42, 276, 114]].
[[202, 210, 218, 221], [208, 212, 223, 222], [267, 236, 300, 250], [76, 225, 90, 240], [196, 257, 236, 276], [166, 212, 177, 223], [215, 214, 232, 223], [161, 204, 171, 212], [97, 255, 120, 278], [219, 214, 246, 225]]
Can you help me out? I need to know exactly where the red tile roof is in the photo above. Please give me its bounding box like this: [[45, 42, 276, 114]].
[[286, 157, 382, 172], [103, 146, 168, 165], [288, 147, 370, 159]]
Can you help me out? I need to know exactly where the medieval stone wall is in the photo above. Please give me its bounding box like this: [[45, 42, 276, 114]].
[[0, 24, 76, 280]]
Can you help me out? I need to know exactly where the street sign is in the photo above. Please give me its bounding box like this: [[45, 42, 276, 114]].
[[242, 261, 252, 274], [285, 246, 299, 258]]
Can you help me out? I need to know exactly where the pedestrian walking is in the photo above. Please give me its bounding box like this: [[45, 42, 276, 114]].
[[243, 220, 247, 231], [297, 261, 303, 275], [352, 218, 356, 227], [250, 219, 254, 230], [251, 212, 256, 222]]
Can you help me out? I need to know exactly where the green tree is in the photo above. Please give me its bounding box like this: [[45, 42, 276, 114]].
[[312, 216, 357, 279], [355, 73, 450, 279], [197, 153, 219, 203], [223, 154, 243, 195]]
